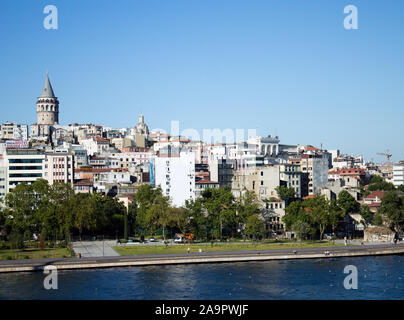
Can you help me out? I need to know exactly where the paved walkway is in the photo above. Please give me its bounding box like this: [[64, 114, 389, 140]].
[[72, 240, 119, 257], [1, 242, 404, 273]]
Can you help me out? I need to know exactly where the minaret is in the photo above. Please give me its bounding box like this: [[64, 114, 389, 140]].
[[36, 71, 59, 126]]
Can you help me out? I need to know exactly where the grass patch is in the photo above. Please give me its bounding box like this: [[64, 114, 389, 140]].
[[0, 247, 71, 261], [114, 241, 344, 256]]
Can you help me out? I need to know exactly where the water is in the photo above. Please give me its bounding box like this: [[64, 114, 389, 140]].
[[0, 255, 403, 299]]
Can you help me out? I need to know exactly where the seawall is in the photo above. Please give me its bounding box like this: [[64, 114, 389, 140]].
[[0, 243, 403, 273]]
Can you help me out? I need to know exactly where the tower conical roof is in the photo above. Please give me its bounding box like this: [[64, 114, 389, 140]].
[[40, 71, 56, 98]]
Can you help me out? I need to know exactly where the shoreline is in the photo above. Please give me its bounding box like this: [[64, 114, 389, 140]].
[[0, 243, 403, 273]]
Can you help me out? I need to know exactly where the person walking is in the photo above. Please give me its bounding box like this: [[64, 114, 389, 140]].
[[394, 232, 399, 244]]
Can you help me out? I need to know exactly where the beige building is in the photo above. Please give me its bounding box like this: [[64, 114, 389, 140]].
[[232, 164, 301, 200], [232, 165, 280, 200], [112, 138, 135, 151], [43, 153, 74, 185]]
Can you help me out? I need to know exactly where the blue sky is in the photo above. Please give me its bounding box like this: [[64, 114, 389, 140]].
[[0, 0, 403, 161]]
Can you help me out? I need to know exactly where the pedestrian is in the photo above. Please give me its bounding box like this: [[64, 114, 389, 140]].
[[394, 232, 399, 244], [187, 247, 190, 254], [344, 236, 347, 246]]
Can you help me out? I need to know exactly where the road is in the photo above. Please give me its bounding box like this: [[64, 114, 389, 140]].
[[72, 240, 119, 258]]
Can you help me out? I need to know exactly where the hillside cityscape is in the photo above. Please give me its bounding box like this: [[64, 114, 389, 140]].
[[0, 72, 403, 246]]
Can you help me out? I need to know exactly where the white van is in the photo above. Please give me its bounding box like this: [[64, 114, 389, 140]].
[[174, 234, 184, 243]]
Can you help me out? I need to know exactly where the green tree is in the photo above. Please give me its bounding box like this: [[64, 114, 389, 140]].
[[379, 191, 404, 231], [303, 195, 329, 240], [373, 213, 384, 226], [283, 201, 306, 230], [367, 176, 396, 192], [184, 198, 206, 240], [244, 214, 265, 240], [202, 187, 236, 239], [292, 220, 311, 241], [359, 205, 374, 227], [337, 190, 359, 215], [328, 199, 344, 235], [275, 185, 296, 205]]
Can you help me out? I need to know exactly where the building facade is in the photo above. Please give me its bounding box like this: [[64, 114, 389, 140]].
[[154, 149, 195, 207], [393, 162, 404, 187]]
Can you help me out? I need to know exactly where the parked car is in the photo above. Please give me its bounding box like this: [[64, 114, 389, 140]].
[[174, 237, 183, 243], [323, 233, 334, 240], [149, 237, 157, 242]]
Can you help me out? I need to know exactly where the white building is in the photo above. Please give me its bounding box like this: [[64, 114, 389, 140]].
[[0, 156, 7, 200], [4, 149, 46, 193], [93, 170, 131, 193], [393, 162, 404, 187], [109, 151, 152, 168], [154, 149, 195, 207], [1, 122, 29, 141], [80, 137, 110, 156]]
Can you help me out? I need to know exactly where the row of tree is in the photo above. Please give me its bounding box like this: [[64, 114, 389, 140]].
[[131, 185, 263, 240], [0, 179, 126, 241], [0, 180, 265, 242], [2, 177, 403, 243]]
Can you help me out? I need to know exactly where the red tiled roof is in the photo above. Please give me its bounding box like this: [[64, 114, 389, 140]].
[[74, 179, 93, 186], [364, 191, 385, 200], [76, 168, 128, 173], [196, 180, 219, 184]]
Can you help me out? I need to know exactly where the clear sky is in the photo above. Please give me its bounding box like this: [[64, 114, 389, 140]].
[[0, 0, 403, 161]]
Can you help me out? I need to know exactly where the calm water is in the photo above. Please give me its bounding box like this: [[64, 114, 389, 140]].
[[0, 255, 403, 299]]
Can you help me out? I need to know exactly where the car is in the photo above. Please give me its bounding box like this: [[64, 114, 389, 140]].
[[149, 237, 156, 242], [174, 237, 183, 243], [323, 233, 334, 240]]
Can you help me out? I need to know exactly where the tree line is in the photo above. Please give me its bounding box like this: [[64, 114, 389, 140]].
[[1, 177, 403, 245], [131, 185, 263, 241], [0, 179, 126, 242]]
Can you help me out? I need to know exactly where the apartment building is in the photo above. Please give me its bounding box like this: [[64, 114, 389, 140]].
[[43, 152, 74, 185], [154, 148, 195, 207], [393, 162, 404, 187], [0, 122, 28, 141], [4, 149, 46, 193], [301, 153, 329, 195]]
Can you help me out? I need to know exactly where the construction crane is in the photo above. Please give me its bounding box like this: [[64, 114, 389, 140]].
[[376, 150, 392, 163]]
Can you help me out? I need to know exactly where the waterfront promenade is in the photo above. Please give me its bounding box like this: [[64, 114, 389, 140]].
[[0, 243, 403, 273]]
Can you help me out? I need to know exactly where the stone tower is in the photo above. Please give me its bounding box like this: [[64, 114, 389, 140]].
[[36, 72, 59, 126]]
